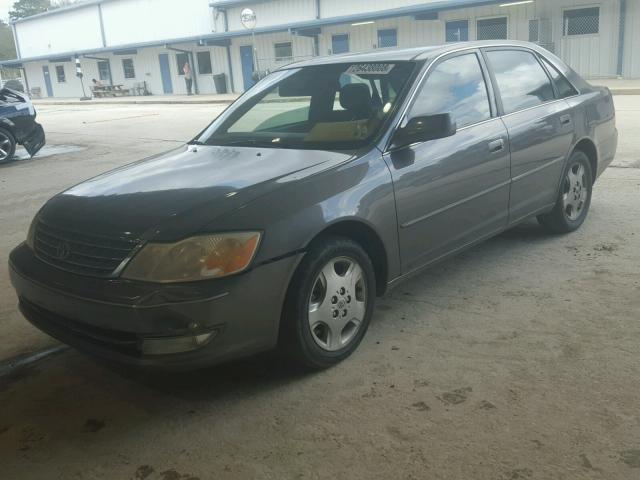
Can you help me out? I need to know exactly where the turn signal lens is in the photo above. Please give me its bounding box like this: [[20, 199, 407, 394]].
[[122, 232, 261, 283], [26, 217, 37, 250]]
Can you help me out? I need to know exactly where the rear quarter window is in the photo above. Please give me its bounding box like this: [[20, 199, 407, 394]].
[[540, 56, 579, 98]]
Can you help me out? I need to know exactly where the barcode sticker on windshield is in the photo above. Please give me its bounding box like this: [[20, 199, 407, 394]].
[[345, 63, 395, 75]]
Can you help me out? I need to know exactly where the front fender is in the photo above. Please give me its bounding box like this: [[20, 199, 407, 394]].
[[206, 149, 401, 282]]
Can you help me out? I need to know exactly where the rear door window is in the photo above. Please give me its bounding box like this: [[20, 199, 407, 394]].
[[485, 49, 555, 114], [409, 53, 491, 128]]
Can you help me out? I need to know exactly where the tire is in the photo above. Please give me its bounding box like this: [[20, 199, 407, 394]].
[[537, 150, 593, 234], [280, 236, 376, 368], [0, 128, 16, 164]]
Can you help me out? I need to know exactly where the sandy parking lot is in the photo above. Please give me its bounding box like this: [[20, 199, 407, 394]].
[[0, 98, 638, 479]]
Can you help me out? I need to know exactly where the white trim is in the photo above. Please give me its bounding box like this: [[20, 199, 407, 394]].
[[561, 4, 601, 38]]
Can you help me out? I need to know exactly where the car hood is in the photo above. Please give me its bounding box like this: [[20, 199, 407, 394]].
[[40, 144, 355, 242]]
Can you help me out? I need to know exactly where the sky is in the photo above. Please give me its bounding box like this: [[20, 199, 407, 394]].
[[0, 0, 13, 21]]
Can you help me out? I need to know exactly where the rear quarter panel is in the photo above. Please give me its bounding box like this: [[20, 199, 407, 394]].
[[565, 87, 617, 179]]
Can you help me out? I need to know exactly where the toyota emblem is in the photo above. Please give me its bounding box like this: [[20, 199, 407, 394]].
[[55, 241, 71, 260]]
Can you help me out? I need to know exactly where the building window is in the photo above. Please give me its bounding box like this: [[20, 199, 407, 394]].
[[176, 53, 189, 75], [446, 20, 469, 42], [97, 61, 110, 83], [197, 51, 212, 74], [563, 7, 599, 36], [529, 19, 539, 42], [477, 17, 508, 40], [377, 29, 397, 48], [122, 58, 135, 79], [274, 42, 293, 61], [55, 65, 66, 83], [332, 34, 349, 54]]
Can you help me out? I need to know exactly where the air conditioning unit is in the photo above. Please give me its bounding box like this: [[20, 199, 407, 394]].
[[529, 18, 554, 53]]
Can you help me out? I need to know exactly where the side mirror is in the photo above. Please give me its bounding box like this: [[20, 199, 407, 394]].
[[392, 113, 457, 149]]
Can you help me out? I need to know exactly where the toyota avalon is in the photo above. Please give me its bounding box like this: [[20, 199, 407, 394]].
[[9, 41, 617, 368]]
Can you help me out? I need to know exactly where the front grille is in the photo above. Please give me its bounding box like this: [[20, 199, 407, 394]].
[[34, 220, 139, 277]]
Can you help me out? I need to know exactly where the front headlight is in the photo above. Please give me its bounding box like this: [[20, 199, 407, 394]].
[[26, 216, 37, 250], [122, 232, 261, 283]]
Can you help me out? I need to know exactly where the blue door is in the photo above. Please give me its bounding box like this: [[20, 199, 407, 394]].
[[240, 45, 255, 90], [42, 65, 53, 97], [332, 34, 349, 54], [158, 54, 173, 94]]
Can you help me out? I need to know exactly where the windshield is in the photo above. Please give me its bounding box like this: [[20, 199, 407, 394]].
[[196, 61, 417, 150]]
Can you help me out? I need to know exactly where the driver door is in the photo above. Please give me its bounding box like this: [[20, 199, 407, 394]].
[[384, 51, 510, 274]]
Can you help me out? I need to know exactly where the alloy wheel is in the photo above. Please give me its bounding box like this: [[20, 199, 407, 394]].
[[0, 132, 12, 162], [308, 256, 367, 351], [562, 162, 588, 221]]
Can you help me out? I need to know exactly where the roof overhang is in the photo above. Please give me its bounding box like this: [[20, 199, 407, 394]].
[[2, 0, 506, 66], [10, 0, 109, 24]]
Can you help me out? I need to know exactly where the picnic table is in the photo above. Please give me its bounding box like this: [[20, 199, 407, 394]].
[[91, 84, 130, 98]]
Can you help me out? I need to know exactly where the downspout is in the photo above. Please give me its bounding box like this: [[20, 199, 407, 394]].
[[98, 3, 107, 47], [21, 67, 30, 95], [616, 0, 626, 77], [315, 0, 320, 19], [226, 44, 235, 93], [11, 23, 21, 59], [222, 8, 234, 92]]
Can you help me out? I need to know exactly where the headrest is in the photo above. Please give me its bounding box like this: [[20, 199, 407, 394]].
[[339, 83, 372, 114]]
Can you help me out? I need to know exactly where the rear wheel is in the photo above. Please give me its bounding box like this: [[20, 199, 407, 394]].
[[281, 236, 375, 368], [0, 128, 16, 163], [538, 150, 593, 234]]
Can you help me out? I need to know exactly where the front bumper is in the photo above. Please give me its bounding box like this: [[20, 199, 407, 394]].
[[9, 243, 302, 368], [20, 122, 45, 157]]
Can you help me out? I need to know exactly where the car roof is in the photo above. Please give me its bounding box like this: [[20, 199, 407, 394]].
[[285, 40, 545, 68]]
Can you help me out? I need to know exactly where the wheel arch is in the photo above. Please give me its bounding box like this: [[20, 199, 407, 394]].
[[571, 137, 598, 184], [307, 219, 389, 297], [0, 118, 16, 135]]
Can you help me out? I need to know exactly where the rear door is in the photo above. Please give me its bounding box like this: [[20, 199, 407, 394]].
[[483, 48, 576, 224], [384, 51, 510, 274]]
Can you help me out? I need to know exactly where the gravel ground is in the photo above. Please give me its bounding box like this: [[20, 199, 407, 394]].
[[0, 98, 639, 480]]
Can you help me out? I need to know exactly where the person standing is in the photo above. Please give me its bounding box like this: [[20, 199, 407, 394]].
[[183, 62, 193, 95]]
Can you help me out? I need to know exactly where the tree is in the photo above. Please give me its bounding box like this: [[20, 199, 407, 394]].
[[0, 21, 17, 60], [9, 0, 51, 20]]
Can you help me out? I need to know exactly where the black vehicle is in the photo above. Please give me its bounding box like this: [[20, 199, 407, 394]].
[[0, 88, 46, 163]]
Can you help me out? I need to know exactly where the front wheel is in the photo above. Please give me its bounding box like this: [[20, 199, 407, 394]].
[[0, 128, 16, 163], [280, 236, 376, 368], [538, 151, 593, 234]]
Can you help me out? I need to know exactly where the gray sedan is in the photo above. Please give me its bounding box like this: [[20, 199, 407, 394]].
[[9, 41, 617, 369]]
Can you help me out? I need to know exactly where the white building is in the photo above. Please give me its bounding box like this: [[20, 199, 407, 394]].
[[2, 0, 638, 98]]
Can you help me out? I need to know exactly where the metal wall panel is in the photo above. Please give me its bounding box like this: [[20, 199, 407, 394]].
[[24, 45, 232, 98], [15, 5, 103, 58], [225, 0, 316, 31], [319, 0, 438, 18], [623, 0, 640, 77], [101, 0, 213, 47], [554, 0, 619, 78]]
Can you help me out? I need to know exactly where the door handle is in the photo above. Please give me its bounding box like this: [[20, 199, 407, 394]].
[[488, 138, 505, 153], [560, 114, 572, 126]]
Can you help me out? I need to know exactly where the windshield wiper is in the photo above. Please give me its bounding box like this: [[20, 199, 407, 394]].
[[210, 138, 285, 148]]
